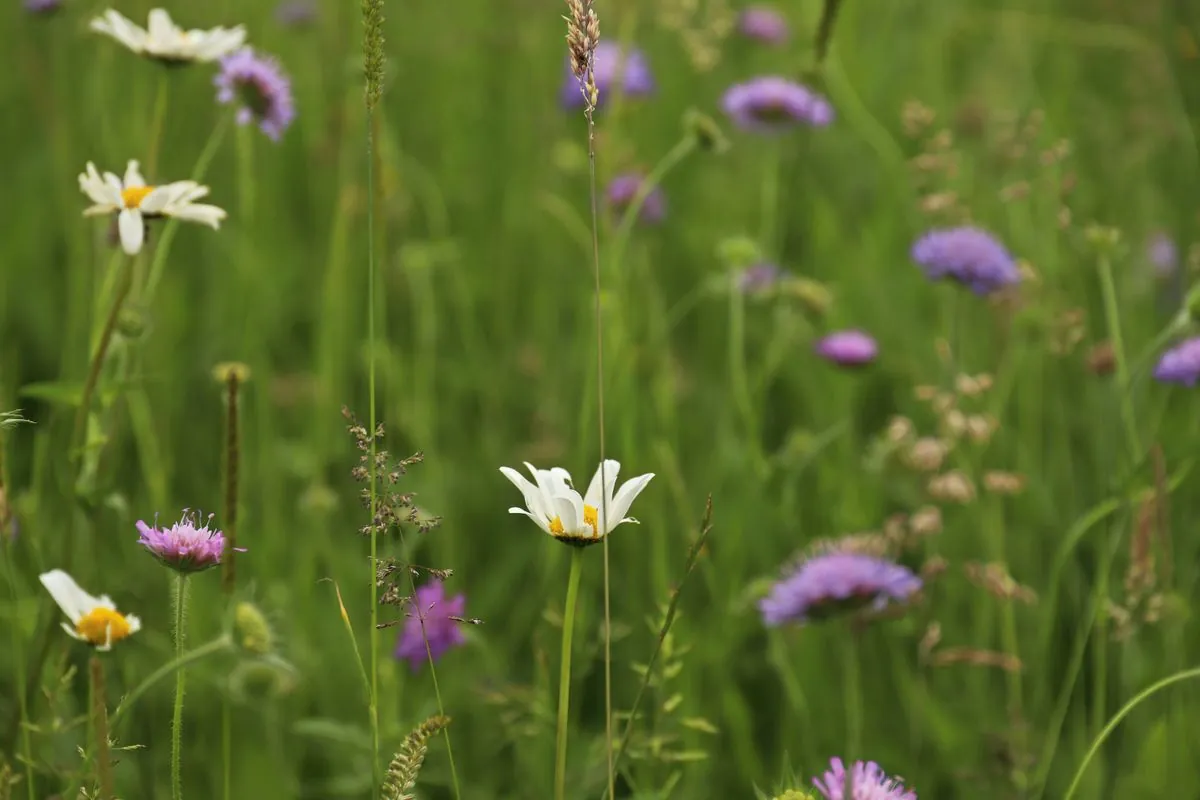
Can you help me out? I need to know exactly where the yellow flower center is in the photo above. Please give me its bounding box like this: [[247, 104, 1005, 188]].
[[547, 505, 600, 538], [75, 607, 133, 647], [121, 185, 156, 209]]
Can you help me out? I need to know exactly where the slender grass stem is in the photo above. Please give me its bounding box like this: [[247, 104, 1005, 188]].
[[365, 91, 382, 800], [145, 72, 170, 177], [170, 574, 190, 800], [554, 548, 585, 800], [1097, 254, 1140, 459]]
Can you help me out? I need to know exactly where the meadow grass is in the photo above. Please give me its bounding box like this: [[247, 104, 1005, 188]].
[[2, 0, 1200, 797]]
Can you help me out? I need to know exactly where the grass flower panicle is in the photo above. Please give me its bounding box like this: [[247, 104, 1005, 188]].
[[560, 40, 654, 109], [813, 757, 916, 800], [760, 551, 921, 626], [394, 581, 467, 671], [215, 48, 297, 141], [815, 330, 878, 366], [79, 160, 226, 255], [137, 510, 241, 573], [500, 459, 654, 547], [91, 8, 246, 63], [722, 76, 833, 132], [39, 569, 142, 651], [1153, 337, 1200, 386], [607, 173, 666, 224], [738, 6, 789, 44], [911, 226, 1020, 295]]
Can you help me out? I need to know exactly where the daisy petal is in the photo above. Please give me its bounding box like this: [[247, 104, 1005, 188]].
[[117, 208, 145, 254]]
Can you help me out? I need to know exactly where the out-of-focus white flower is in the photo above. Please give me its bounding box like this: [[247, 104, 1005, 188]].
[[499, 459, 654, 546], [91, 8, 245, 63], [79, 160, 226, 255], [39, 569, 142, 651]]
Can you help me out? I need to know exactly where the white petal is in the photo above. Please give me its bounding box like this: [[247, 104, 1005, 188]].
[[61, 622, 85, 641], [194, 27, 246, 61], [551, 494, 582, 535], [124, 614, 143, 635], [166, 203, 226, 229], [508, 507, 551, 534], [118, 209, 144, 255], [123, 160, 145, 188], [82, 204, 117, 217], [605, 473, 654, 533], [139, 187, 171, 214], [146, 9, 178, 45], [584, 459, 620, 509], [103, 173, 125, 204], [78, 162, 114, 205], [39, 570, 97, 624], [500, 466, 547, 519]]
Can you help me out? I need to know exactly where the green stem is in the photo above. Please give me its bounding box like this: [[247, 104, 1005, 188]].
[[608, 136, 697, 274], [145, 71, 170, 178], [1097, 254, 1140, 459], [554, 548, 585, 800], [90, 656, 116, 800], [73, 254, 132, 459], [222, 701, 232, 800], [759, 142, 782, 255], [842, 629, 862, 763], [171, 574, 190, 800], [410, 550, 462, 798], [1063, 667, 1200, 800], [366, 101, 382, 796], [3, 539, 35, 800]]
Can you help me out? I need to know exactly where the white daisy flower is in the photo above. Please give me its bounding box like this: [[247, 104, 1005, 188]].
[[500, 459, 654, 546], [78, 160, 227, 255], [90, 8, 246, 63], [39, 569, 142, 651]]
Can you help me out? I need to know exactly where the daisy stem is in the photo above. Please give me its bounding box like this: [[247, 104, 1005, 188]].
[[90, 656, 116, 800], [554, 547, 585, 800], [170, 573, 190, 800], [146, 72, 170, 178], [73, 252, 131, 461]]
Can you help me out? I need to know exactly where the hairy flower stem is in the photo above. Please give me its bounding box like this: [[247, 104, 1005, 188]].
[[220, 368, 242, 800], [90, 656, 116, 800], [73, 254, 131, 460], [171, 574, 190, 800], [554, 548, 585, 800]]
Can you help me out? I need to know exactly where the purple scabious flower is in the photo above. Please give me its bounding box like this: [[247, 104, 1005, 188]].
[[911, 226, 1020, 295], [24, 0, 62, 13], [1147, 231, 1178, 278], [1153, 337, 1200, 386], [759, 551, 921, 626], [738, 6, 789, 44], [215, 48, 295, 141], [395, 581, 467, 671], [815, 330, 878, 367], [560, 40, 654, 109], [738, 262, 784, 294], [813, 757, 917, 800], [722, 76, 833, 132], [136, 510, 237, 574], [607, 173, 666, 224], [274, 0, 316, 26]]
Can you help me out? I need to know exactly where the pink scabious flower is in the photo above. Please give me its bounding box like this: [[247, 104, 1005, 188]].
[[722, 76, 833, 133], [215, 48, 296, 141], [738, 6, 789, 44], [815, 330, 878, 367], [136, 510, 239, 573], [394, 581, 467, 671], [813, 757, 916, 800], [1153, 336, 1200, 386]]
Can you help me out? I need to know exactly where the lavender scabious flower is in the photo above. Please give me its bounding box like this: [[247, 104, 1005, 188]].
[[274, 0, 316, 26], [215, 48, 296, 141], [738, 262, 784, 294], [813, 758, 916, 800], [1153, 337, 1200, 386], [560, 40, 654, 109], [24, 0, 62, 13], [136, 510, 237, 573], [1147, 231, 1178, 278], [815, 330, 878, 367], [395, 581, 467, 671], [760, 551, 920, 625], [722, 76, 833, 132], [911, 226, 1020, 295], [738, 6, 789, 44], [607, 173, 666, 224]]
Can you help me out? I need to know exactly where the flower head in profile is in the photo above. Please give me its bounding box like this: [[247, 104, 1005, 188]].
[[275, 0, 317, 26], [137, 509, 240, 573], [722, 76, 833, 132], [738, 6, 789, 44], [1153, 337, 1200, 386], [79, 160, 226, 255], [215, 48, 296, 141], [607, 173, 666, 225], [90, 8, 246, 63], [24, 0, 62, 15], [500, 459, 654, 547], [561, 40, 654, 109], [815, 330, 878, 367], [394, 581, 467, 671], [738, 262, 785, 294], [759, 548, 921, 626], [911, 226, 1020, 295], [813, 757, 916, 800], [39, 569, 142, 651], [1146, 231, 1178, 278]]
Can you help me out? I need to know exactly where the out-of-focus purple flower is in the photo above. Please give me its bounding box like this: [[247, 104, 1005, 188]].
[[737, 262, 785, 294], [560, 40, 654, 109], [738, 6, 788, 44], [24, 0, 62, 14], [813, 757, 917, 800], [215, 48, 296, 141], [1147, 231, 1178, 278], [722, 76, 833, 132], [911, 226, 1020, 295], [1153, 337, 1200, 386], [275, 0, 316, 26], [607, 173, 666, 225], [815, 330, 878, 367], [759, 550, 921, 626], [136, 510, 240, 574], [395, 581, 467, 671]]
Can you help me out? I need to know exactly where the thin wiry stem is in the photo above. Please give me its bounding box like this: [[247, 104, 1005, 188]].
[[366, 107, 382, 797]]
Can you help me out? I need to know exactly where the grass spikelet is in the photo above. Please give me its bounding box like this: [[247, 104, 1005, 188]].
[[362, 0, 386, 110], [381, 715, 452, 800]]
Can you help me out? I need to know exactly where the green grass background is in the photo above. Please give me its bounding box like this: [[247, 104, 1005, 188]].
[[3, 0, 1200, 797]]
